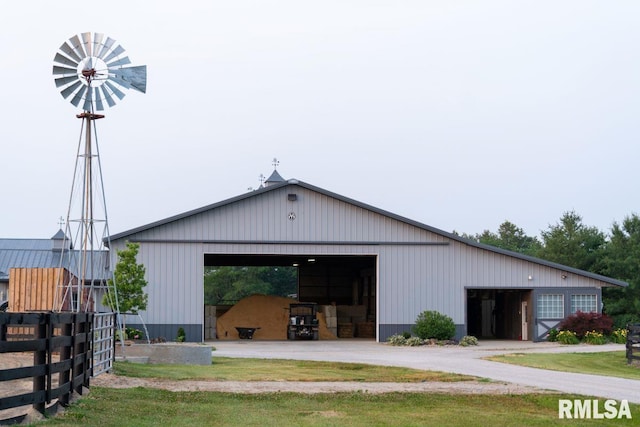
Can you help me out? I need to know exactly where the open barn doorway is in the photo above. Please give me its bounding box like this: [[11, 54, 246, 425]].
[[466, 289, 532, 340], [203, 254, 377, 340]]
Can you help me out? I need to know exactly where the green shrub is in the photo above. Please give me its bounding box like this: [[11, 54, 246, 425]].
[[402, 331, 411, 339], [557, 330, 579, 345], [610, 328, 627, 344], [459, 335, 478, 347], [125, 327, 144, 340], [176, 327, 186, 342], [583, 330, 606, 345], [547, 328, 559, 342], [412, 310, 456, 340], [387, 334, 407, 346]]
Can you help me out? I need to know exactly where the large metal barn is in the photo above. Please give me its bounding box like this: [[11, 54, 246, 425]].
[[107, 177, 626, 342]]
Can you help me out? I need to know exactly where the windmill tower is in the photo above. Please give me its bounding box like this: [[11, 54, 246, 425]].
[[51, 32, 146, 313]]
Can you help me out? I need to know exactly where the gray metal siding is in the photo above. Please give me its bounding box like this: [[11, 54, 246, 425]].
[[119, 187, 445, 244]]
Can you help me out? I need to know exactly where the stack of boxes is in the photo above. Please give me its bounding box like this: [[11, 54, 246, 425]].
[[320, 304, 337, 337]]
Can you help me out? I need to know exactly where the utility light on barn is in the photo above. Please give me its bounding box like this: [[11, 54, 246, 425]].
[[51, 32, 146, 315]]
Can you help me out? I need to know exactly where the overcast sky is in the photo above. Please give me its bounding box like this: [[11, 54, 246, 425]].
[[1, 2, 638, 240]]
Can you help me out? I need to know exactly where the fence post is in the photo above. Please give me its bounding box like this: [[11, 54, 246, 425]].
[[627, 323, 631, 364], [628, 323, 639, 365], [33, 313, 47, 414], [59, 321, 73, 406]]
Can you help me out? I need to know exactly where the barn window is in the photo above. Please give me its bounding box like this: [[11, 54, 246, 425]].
[[570, 294, 597, 314], [537, 294, 564, 318]]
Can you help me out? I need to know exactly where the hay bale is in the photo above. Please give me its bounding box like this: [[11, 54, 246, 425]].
[[215, 295, 337, 340]]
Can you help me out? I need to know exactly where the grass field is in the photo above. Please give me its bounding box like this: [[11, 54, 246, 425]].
[[41, 389, 639, 427], [31, 353, 640, 426], [486, 351, 640, 380], [113, 357, 474, 382]]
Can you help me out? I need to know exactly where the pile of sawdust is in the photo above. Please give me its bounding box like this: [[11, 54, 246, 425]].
[[216, 295, 337, 340]]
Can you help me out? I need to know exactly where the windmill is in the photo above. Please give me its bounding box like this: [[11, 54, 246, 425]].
[[51, 32, 146, 314]]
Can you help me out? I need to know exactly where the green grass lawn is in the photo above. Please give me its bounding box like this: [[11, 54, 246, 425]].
[[38, 388, 640, 427], [113, 357, 474, 382], [486, 351, 640, 380]]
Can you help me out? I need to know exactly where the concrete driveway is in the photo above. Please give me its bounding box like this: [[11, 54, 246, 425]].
[[212, 339, 640, 403]]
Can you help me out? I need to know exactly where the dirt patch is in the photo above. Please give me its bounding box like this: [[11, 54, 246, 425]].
[[90, 373, 548, 395], [216, 295, 336, 340]]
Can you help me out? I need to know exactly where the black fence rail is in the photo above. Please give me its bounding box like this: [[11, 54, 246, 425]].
[[0, 312, 93, 423], [627, 323, 640, 365]]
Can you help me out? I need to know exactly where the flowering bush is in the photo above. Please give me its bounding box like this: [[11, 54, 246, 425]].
[[387, 334, 408, 346], [406, 337, 424, 346], [583, 330, 606, 345], [547, 328, 559, 342], [459, 335, 479, 347], [559, 311, 613, 339], [557, 330, 580, 345], [610, 328, 627, 344], [125, 327, 143, 340]]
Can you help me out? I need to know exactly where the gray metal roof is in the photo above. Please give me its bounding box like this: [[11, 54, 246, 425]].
[[108, 179, 627, 288], [265, 169, 285, 185], [0, 231, 109, 281]]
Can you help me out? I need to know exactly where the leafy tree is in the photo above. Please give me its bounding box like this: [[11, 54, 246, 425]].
[[536, 211, 606, 272], [103, 242, 148, 315], [472, 220, 542, 256], [204, 266, 241, 305], [204, 266, 297, 305], [601, 214, 640, 327]]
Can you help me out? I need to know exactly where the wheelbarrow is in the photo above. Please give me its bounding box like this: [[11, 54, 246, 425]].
[[236, 327, 260, 339]]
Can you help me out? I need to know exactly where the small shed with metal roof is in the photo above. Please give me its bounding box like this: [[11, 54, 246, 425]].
[[0, 231, 109, 311]]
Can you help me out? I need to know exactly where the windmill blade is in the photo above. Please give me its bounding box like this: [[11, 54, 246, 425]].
[[59, 41, 82, 63], [104, 80, 126, 100], [111, 66, 147, 93], [109, 75, 131, 90], [94, 88, 105, 111], [55, 75, 79, 88], [103, 45, 126, 63], [54, 53, 78, 68], [92, 33, 104, 58], [60, 80, 83, 99], [106, 56, 131, 68], [100, 85, 116, 108], [83, 93, 93, 112], [81, 32, 93, 57], [68, 35, 86, 59], [97, 37, 115, 60], [52, 65, 77, 76], [70, 86, 88, 107]]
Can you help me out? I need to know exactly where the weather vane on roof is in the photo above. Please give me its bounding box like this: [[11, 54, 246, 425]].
[[272, 158, 279, 170]]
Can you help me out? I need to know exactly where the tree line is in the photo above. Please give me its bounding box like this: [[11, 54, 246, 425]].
[[459, 211, 640, 328], [204, 266, 298, 305]]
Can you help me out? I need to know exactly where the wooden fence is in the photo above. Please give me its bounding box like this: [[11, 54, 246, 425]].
[[627, 323, 640, 365], [0, 312, 97, 423]]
